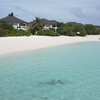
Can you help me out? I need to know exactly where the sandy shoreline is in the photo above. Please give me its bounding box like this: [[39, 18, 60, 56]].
[[0, 35, 100, 55]]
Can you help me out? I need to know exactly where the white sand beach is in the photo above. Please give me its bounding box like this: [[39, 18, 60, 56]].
[[0, 35, 100, 55]]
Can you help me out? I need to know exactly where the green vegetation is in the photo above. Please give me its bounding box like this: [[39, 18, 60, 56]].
[[57, 22, 65, 28], [94, 29, 100, 35], [57, 22, 87, 36], [1, 18, 100, 37], [30, 17, 59, 36], [30, 17, 43, 35], [0, 20, 13, 30], [37, 30, 60, 36], [84, 24, 96, 35], [58, 25, 76, 36], [84, 24, 100, 35], [57, 22, 100, 36], [7, 30, 31, 36], [73, 24, 87, 36], [0, 20, 31, 37]]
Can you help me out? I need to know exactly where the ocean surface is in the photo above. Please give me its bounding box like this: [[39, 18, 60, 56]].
[[0, 42, 100, 100]]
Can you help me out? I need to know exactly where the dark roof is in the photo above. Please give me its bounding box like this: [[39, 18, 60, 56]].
[[1, 15, 28, 25], [40, 19, 58, 25], [66, 22, 83, 25], [95, 25, 100, 29], [29, 18, 58, 26]]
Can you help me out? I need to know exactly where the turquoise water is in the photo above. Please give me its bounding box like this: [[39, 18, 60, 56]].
[[0, 42, 100, 100]]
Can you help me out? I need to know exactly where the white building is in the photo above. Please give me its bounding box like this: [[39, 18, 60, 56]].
[[43, 24, 58, 31], [31, 18, 58, 32], [1, 13, 28, 31]]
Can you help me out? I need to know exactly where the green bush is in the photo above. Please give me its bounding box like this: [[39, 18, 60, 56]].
[[8, 29, 31, 36], [84, 24, 96, 35], [0, 29, 10, 37], [0, 29, 31, 37], [58, 27, 67, 35], [73, 24, 87, 36], [0, 20, 32, 37], [37, 30, 60, 36], [79, 28, 87, 36], [17, 30, 31, 36], [0, 20, 13, 30], [67, 31, 76, 36], [58, 26, 76, 36], [94, 29, 100, 35], [57, 22, 65, 28]]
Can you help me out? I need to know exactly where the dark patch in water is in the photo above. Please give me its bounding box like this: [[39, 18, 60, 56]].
[[40, 96, 48, 100], [31, 95, 48, 100], [39, 79, 65, 86]]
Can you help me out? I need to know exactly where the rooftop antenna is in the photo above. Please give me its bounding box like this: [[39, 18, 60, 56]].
[[8, 12, 14, 17]]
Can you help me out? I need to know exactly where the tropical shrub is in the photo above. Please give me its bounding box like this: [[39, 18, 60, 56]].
[[30, 17, 43, 35], [0, 20, 31, 36], [8, 29, 31, 36], [37, 30, 60, 36], [84, 24, 96, 35], [67, 31, 76, 36], [0, 20, 13, 30], [73, 24, 87, 36], [0, 29, 10, 37]]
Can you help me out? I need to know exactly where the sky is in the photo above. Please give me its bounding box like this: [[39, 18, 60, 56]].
[[0, 0, 100, 25]]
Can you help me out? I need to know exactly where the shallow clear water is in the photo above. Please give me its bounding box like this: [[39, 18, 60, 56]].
[[0, 42, 100, 100]]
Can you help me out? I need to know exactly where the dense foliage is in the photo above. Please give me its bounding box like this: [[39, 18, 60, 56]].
[[30, 17, 43, 35], [0, 20, 31, 37], [73, 24, 87, 36], [1, 18, 100, 37], [84, 24, 100, 35], [37, 30, 60, 36], [0, 20, 13, 30], [57, 22, 100, 36], [30, 17, 60, 36]]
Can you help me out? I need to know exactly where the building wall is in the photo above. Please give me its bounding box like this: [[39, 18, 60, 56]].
[[13, 23, 28, 31], [43, 24, 58, 31]]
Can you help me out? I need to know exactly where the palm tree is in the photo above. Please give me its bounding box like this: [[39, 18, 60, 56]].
[[30, 17, 43, 35]]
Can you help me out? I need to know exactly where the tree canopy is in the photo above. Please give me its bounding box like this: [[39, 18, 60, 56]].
[[0, 18, 100, 37], [0, 20, 31, 37], [30, 17, 43, 35]]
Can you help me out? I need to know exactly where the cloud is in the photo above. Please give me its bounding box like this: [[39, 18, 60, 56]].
[[0, 0, 100, 25]]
